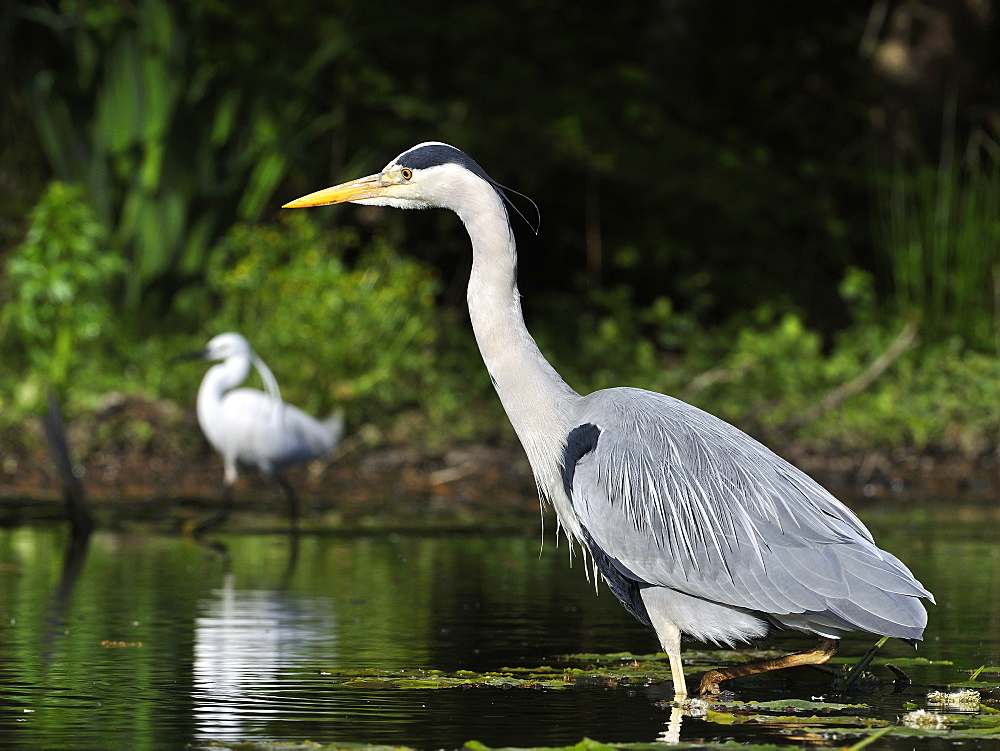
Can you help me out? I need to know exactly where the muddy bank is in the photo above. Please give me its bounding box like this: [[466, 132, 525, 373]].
[[1, 394, 997, 529], [0, 394, 542, 529]]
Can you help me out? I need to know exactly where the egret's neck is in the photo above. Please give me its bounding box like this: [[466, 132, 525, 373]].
[[456, 186, 579, 493], [197, 356, 250, 420]]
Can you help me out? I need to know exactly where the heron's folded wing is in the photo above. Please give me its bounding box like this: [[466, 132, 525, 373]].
[[568, 390, 931, 635]]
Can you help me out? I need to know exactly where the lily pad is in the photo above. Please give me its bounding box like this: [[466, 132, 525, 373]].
[[705, 709, 883, 728], [946, 679, 1000, 690], [317, 660, 685, 690], [318, 666, 628, 690], [558, 649, 785, 666], [719, 699, 871, 714], [826, 655, 954, 667]]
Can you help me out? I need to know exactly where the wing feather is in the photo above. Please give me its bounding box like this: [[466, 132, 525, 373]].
[[567, 388, 931, 639], [220, 388, 338, 473]]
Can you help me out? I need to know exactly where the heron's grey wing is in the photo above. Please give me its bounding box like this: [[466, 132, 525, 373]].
[[566, 388, 931, 640]]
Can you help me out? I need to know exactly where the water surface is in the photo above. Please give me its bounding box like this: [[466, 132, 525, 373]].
[[0, 501, 996, 749]]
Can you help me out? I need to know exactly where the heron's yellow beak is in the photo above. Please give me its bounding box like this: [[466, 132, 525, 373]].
[[282, 174, 383, 208]]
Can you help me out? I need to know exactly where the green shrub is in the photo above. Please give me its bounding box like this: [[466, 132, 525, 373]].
[[0, 182, 125, 409], [27, 0, 352, 314], [197, 213, 499, 442], [535, 284, 708, 397], [532, 267, 1000, 456]]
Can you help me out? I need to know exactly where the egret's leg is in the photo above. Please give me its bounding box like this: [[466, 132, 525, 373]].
[[191, 483, 233, 535], [697, 637, 839, 696], [207, 461, 238, 525], [220, 482, 234, 519], [276, 475, 300, 525]]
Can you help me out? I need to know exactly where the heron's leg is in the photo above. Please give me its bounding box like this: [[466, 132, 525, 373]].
[[697, 637, 839, 696], [646, 608, 688, 700], [665, 625, 689, 701]]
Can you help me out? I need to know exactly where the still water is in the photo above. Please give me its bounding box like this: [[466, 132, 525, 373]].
[[0, 502, 996, 749]]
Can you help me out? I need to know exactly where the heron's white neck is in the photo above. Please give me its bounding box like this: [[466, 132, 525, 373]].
[[454, 182, 580, 512]]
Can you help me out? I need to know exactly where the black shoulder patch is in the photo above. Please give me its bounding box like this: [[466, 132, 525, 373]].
[[562, 422, 653, 627], [396, 144, 494, 184], [562, 423, 601, 500]]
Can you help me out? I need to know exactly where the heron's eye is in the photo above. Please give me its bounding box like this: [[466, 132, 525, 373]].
[[400, 168, 413, 180]]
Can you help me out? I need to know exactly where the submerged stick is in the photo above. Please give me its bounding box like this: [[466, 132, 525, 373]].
[[41, 389, 93, 539]]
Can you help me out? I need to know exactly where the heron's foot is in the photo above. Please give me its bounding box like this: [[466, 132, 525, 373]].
[[696, 638, 840, 696], [696, 669, 726, 697]]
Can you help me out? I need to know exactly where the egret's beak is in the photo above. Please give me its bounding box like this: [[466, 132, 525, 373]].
[[170, 347, 209, 365], [282, 174, 384, 208]]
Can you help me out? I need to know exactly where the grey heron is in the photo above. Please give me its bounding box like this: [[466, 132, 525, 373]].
[[181, 332, 343, 525], [283, 142, 933, 698]]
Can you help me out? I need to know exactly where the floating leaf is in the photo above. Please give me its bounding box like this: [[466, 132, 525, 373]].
[[722, 699, 870, 715]]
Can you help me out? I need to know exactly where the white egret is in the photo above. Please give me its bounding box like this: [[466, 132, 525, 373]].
[[181, 332, 343, 525], [282, 142, 932, 698]]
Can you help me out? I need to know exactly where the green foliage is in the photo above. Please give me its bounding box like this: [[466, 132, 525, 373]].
[[0, 182, 125, 407], [2, 183, 999, 458], [539, 283, 830, 430], [815, 338, 1000, 454], [531, 267, 1000, 457], [26, 0, 353, 314], [199, 214, 498, 441], [16, 0, 881, 330], [535, 285, 705, 395], [695, 313, 1000, 455], [5, 0, 1000, 460], [696, 308, 826, 427]]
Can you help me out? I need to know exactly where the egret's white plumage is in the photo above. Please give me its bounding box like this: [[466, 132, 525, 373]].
[[283, 142, 933, 697], [187, 332, 342, 521]]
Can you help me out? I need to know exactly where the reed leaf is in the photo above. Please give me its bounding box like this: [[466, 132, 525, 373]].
[[874, 139, 1000, 350], [24, 0, 343, 321]]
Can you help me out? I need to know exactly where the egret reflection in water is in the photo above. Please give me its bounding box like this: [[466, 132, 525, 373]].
[[192, 572, 339, 738]]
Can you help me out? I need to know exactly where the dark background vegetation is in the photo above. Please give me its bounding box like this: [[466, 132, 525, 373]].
[[1, 0, 999, 481]]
